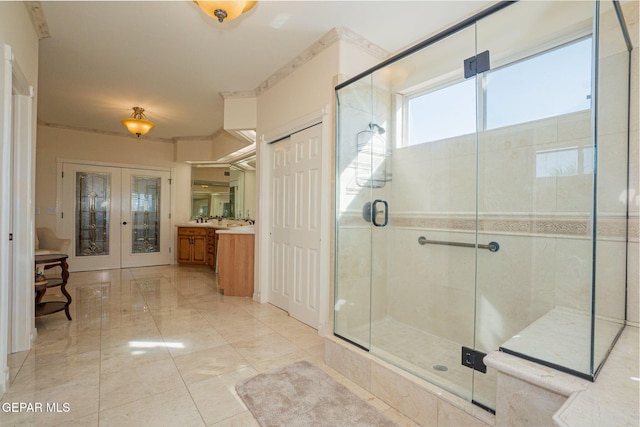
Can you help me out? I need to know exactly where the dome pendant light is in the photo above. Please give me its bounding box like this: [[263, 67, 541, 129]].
[[193, 1, 257, 23], [121, 106, 155, 138]]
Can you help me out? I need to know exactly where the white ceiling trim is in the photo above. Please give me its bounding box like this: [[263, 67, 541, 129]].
[[221, 26, 389, 100], [24, 1, 50, 40], [38, 119, 175, 144], [39, 118, 235, 146]]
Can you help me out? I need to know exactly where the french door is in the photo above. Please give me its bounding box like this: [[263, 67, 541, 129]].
[[61, 163, 171, 271]]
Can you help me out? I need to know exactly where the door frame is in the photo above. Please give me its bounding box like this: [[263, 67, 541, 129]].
[[257, 106, 331, 336], [56, 159, 174, 270], [1, 44, 36, 397]]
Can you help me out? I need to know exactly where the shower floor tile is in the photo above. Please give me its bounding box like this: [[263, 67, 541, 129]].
[[351, 317, 497, 409]]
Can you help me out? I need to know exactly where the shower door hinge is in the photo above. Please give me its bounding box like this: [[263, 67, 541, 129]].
[[464, 50, 491, 78], [461, 346, 487, 373]]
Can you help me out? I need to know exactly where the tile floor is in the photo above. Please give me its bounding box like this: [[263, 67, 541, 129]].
[[1, 265, 417, 426]]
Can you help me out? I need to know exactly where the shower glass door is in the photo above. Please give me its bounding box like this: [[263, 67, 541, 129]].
[[336, 0, 629, 415], [336, 24, 481, 403]]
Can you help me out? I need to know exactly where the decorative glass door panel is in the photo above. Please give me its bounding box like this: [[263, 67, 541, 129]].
[[76, 172, 111, 256], [131, 175, 161, 254], [63, 164, 122, 271], [120, 169, 171, 268], [62, 163, 171, 271]]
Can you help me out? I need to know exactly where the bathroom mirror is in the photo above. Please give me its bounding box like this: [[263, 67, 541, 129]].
[[190, 164, 246, 218]]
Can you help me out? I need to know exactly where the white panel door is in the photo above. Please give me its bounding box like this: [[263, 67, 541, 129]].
[[268, 124, 322, 328], [62, 163, 122, 271], [269, 138, 292, 310], [288, 125, 322, 327], [120, 169, 172, 268]]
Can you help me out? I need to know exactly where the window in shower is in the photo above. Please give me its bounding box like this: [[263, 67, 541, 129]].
[[405, 78, 476, 145], [535, 146, 594, 178], [485, 37, 592, 129], [403, 37, 592, 147]]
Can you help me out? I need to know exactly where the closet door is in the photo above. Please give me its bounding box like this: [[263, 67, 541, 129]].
[[269, 138, 292, 310], [268, 124, 323, 328], [287, 125, 322, 328]]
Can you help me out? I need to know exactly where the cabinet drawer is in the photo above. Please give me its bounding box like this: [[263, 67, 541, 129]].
[[207, 229, 216, 237], [178, 227, 207, 236], [207, 237, 215, 245], [207, 244, 215, 254]]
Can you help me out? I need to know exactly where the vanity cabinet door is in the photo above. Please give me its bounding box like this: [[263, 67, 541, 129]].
[[192, 235, 206, 263], [177, 235, 193, 263], [177, 227, 207, 264]]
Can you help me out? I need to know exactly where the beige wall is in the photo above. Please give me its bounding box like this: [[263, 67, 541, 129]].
[[254, 38, 382, 312], [35, 125, 192, 233], [0, 3, 39, 85], [175, 131, 249, 162]]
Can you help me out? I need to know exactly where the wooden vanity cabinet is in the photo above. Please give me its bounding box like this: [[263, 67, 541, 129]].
[[217, 233, 254, 297], [177, 227, 207, 264], [206, 228, 217, 268]]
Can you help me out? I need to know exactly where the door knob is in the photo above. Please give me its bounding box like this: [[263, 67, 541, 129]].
[[122, 221, 128, 225]]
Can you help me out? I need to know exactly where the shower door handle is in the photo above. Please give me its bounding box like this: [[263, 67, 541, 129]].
[[372, 199, 388, 227], [362, 199, 389, 226]]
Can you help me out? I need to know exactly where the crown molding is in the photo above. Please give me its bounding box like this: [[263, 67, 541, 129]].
[[24, 1, 50, 40], [221, 26, 390, 100], [220, 90, 257, 99], [172, 128, 226, 142], [38, 120, 174, 144]]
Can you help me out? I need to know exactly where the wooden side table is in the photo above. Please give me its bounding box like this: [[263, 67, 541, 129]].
[[35, 254, 72, 320]]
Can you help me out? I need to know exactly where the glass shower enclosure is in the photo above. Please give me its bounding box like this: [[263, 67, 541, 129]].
[[334, 0, 631, 412]]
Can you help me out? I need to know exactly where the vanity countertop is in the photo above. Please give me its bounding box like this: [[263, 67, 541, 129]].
[[216, 226, 255, 235], [176, 222, 227, 229], [176, 222, 255, 234]]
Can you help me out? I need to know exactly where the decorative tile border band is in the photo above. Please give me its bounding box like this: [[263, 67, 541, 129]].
[[338, 212, 637, 240]]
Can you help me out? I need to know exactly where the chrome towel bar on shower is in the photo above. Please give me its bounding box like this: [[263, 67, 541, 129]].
[[417, 236, 500, 252]]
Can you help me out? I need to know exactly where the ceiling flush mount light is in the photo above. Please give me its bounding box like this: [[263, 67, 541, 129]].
[[194, 1, 257, 23], [121, 107, 155, 138]]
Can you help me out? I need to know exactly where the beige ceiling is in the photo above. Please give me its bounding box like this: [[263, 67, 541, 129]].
[[34, 0, 492, 142]]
